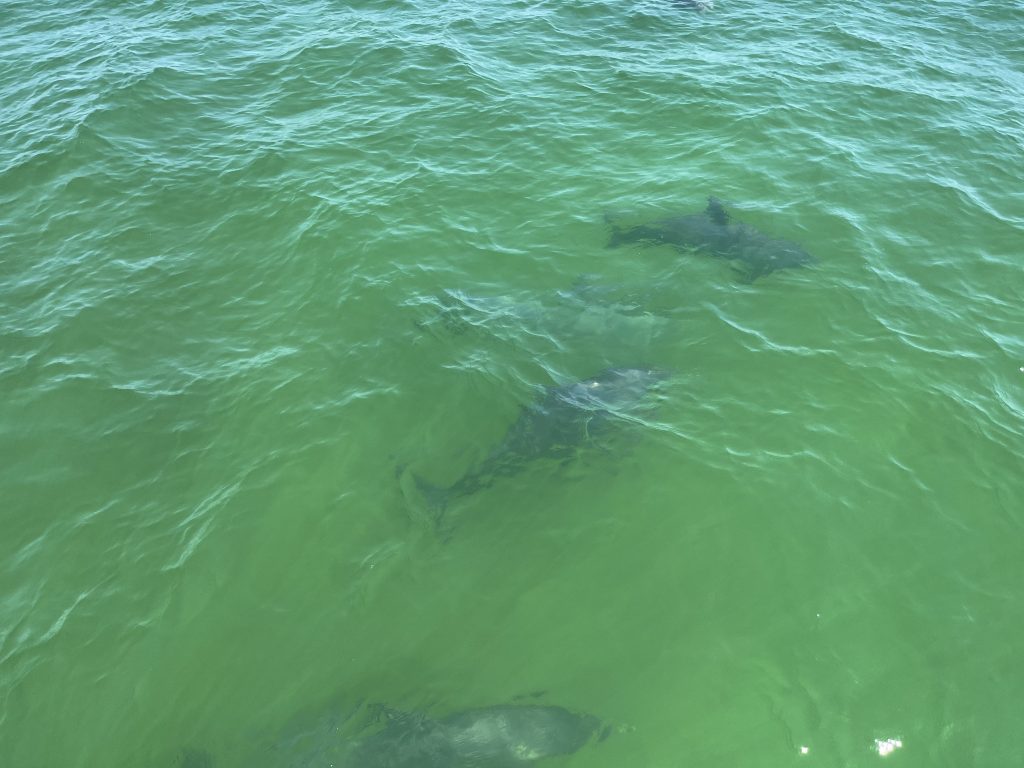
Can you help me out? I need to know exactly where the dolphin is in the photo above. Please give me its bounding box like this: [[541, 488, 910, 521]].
[[202, 700, 604, 768], [675, 0, 714, 10], [415, 286, 667, 353], [348, 704, 603, 768], [608, 197, 814, 282], [403, 367, 666, 522]]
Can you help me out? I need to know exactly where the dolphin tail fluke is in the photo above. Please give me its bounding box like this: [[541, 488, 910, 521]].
[[603, 209, 629, 227], [605, 211, 640, 248], [606, 219, 634, 247], [398, 465, 449, 529], [414, 473, 449, 520]]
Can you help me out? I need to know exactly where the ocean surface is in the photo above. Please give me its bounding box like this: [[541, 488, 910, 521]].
[[1, 0, 1022, 766]]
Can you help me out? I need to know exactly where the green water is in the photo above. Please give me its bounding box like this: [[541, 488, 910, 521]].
[[2, 0, 1022, 765]]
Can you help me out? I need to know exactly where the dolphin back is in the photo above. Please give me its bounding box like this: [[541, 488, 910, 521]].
[[607, 198, 814, 281], [348, 711, 458, 768], [345, 704, 602, 768], [442, 705, 602, 767]]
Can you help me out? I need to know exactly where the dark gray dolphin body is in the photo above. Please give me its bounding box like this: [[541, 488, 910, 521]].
[[608, 197, 814, 282], [407, 367, 666, 517], [349, 704, 602, 768]]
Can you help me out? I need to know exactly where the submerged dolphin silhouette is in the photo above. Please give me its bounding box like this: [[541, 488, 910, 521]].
[[608, 197, 814, 282], [403, 367, 666, 522], [416, 287, 667, 354], [675, 0, 714, 10], [196, 700, 604, 768], [349, 704, 603, 768]]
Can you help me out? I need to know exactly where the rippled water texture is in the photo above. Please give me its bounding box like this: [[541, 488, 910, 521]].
[[2, 0, 1022, 765]]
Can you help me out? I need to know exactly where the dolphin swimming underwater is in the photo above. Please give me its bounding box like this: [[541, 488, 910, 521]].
[[347, 704, 604, 768], [404, 366, 666, 522], [675, 0, 714, 10], [414, 286, 668, 354], [608, 197, 814, 282], [183, 701, 605, 768]]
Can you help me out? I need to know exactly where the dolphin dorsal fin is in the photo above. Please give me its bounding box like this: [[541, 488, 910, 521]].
[[706, 197, 729, 225]]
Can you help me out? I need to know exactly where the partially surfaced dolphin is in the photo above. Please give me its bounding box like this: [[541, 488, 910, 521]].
[[608, 197, 814, 282], [404, 367, 666, 521]]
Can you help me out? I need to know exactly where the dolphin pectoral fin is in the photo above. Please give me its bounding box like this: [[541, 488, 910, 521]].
[[730, 260, 765, 283], [733, 268, 756, 284]]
